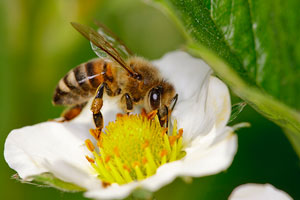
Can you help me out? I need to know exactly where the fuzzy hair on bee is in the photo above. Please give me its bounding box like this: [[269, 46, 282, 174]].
[[52, 22, 178, 130]]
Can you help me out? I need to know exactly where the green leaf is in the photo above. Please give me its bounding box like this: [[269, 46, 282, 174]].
[[13, 173, 85, 192], [152, 0, 300, 156], [190, 44, 300, 156]]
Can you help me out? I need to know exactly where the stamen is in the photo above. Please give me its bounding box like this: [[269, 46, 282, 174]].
[[105, 156, 111, 163], [145, 147, 157, 174], [84, 113, 185, 185], [141, 108, 147, 117], [169, 139, 177, 162], [90, 129, 101, 140], [169, 136, 177, 146], [85, 139, 95, 152], [107, 161, 125, 184], [164, 133, 171, 154], [102, 182, 111, 188], [133, 162, 144, 180], [160, 150, 168, 165], [177, 129, 184, 155], [116, 113, 123, 118], [147, 110, 158, 120], [85, 155, 95, 163], [143, 159, 152, 176], [122, 165, 133, 182]]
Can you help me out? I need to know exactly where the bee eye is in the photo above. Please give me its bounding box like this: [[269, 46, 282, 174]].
[[149, 87, 161, 110]]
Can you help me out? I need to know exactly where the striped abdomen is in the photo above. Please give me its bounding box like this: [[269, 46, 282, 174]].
[[53, 58, 116, 106]]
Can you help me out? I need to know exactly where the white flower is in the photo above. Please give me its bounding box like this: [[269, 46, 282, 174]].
[[4, 51, 237, 200], [229, 183, 293, 200]]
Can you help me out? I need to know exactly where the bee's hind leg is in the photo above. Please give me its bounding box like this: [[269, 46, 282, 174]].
[[51, 102, 87, 122], [63, 102, 87, 121]]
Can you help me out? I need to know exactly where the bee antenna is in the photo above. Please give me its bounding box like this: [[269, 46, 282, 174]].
[[170, 94, 178, 111]]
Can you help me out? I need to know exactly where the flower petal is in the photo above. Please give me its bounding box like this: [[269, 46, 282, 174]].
[[154, 51, 231, 142], [206, 76, 231, 135], [85, 183, 138, 200], [4, 121, 96, 188], [84, 162, 183, 200], [180, 130, 237, 176], [229, 184, 293, 200], [43, 160, 100, 190], [139, 161, 182, 191], [4, 96, 122, 189], [153, 50, 212, 100], [153, 51, 211, 141]]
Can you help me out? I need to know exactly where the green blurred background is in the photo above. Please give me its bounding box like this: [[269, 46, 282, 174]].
[[0, 0, 299, 199]]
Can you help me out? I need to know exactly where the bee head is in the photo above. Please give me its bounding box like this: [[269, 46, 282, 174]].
[[147, 81, 177, 115]]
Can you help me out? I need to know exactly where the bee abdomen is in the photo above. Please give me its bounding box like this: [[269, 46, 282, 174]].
[[53, 59, 106, 106]]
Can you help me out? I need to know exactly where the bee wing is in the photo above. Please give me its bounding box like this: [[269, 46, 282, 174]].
[[94, 20, 133, 59], [71, 22, 135, 76]]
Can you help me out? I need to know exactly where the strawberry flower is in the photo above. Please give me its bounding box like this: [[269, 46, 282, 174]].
[[4, 51, 237, 199], [229, 183, 293, 200]]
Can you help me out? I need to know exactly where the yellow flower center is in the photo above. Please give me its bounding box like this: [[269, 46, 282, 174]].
[[85, 112, 185, 185]]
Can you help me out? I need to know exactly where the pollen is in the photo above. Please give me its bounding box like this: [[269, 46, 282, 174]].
[[85, 113, 185, 185]]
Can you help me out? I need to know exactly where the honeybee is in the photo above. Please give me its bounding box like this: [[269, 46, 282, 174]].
[[53, 21, 178, 131]]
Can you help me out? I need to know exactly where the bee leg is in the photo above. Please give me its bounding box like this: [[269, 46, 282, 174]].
[[50, 102, 87, 122], [91, 83, 106, 130], [158, 105, 169, 128], [161, 93, 178, 129], [121, 93, 133, 114], [62, 102, 87, 121]]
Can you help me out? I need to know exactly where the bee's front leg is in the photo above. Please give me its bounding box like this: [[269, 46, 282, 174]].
[[121, 93, 133, 114], [158, 106, 169, 128], [160, 93, 178, 128]]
